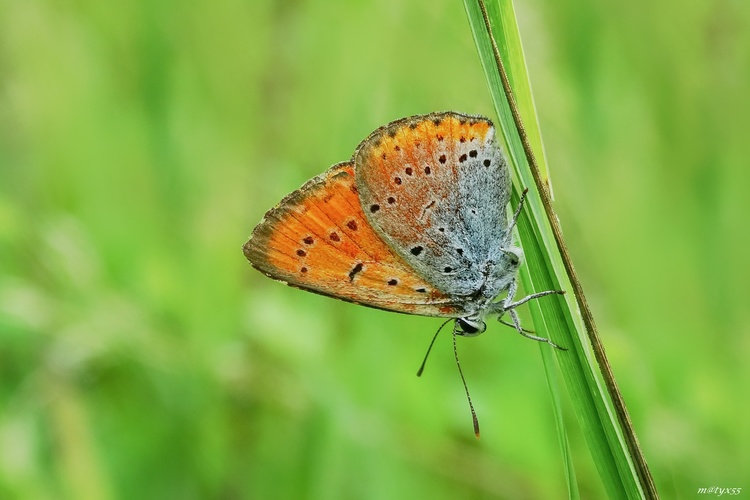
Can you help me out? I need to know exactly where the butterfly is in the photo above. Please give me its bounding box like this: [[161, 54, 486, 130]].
[[243, 111, 564, 435]]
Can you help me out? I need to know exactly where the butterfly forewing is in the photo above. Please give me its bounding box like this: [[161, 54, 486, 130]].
[[244, 162, 467, 317]]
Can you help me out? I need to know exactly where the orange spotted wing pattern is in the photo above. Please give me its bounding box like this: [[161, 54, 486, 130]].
[[244, 162, 466, 317], [354, 112, 508, 297]]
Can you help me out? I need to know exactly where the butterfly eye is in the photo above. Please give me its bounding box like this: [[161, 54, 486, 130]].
[[456, 317, 486, 337]]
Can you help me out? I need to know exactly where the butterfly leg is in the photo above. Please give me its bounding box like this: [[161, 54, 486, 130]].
[[504, 188, 529, 244], [501, 277, 564, 310], [498, 318, 534, 334], [495, 279, 567, 350], [504, 289, 564, 310], [506, 308, 567, 350]]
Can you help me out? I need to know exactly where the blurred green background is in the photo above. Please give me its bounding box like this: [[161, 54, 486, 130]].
[[1, 0, 748, 498]]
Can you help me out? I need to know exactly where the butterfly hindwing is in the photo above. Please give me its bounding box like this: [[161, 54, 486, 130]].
[[244, 162, 467, 317], [354, 112, 510, 297]]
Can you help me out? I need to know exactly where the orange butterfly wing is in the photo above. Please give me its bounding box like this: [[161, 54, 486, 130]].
[[243, 162, 465, 317], [353, 112, 508, 297]]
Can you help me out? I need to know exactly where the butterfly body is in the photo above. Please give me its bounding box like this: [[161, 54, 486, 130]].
[[244, 111, 559, 339]]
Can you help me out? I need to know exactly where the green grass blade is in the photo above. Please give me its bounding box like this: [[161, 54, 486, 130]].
[[537, 331, 581, 500], [463, 0, 657, 498]]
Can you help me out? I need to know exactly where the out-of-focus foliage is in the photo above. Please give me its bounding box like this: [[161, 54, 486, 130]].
[[0, 0, 747, 498]]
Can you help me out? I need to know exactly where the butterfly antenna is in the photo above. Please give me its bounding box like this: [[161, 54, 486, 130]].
[[417, 318, 452, 377], [453, 325, 480, 438]]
